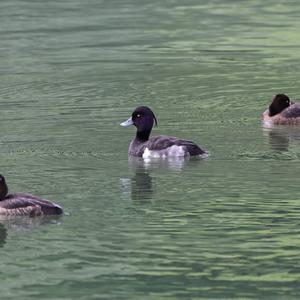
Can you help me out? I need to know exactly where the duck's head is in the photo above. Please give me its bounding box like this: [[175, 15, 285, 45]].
[[269, 94, 291, 117], [0, 175, 8, 200], [121, 106, 157, 136]]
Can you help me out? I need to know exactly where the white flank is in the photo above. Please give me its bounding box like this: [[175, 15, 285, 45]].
[[142, 145, 186, 159]]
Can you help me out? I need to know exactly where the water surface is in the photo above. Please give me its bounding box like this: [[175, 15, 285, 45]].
[[1, 0, 300, 299]]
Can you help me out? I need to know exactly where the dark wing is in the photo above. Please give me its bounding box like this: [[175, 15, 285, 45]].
[[147, 135, 206, 155], [281, 103, 300, 118], [0, 193, 63, 216]]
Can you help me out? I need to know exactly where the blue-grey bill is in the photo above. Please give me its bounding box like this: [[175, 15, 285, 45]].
[[120, 117, 134, 127]]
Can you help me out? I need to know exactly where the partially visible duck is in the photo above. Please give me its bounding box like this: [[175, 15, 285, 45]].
[[120, 106, 206, 158], [262, 94, 300, 126], [0, 175, 63, 217]]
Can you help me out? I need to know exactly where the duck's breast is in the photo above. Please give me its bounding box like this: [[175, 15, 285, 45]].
[[262, 109, 275, 127]]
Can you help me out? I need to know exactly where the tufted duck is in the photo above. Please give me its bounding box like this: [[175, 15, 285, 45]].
[[262, 94, 300, 126], [0, 175, 63, 217], [121, 106, 206, 158]]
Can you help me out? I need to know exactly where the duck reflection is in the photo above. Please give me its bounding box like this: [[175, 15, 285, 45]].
[[130, 168, 153, 202], [263, 127, 300, 152], [0, 223, 7, 247], [120, 158, 154, 203], [0, 215, 63, 232], [120, 156, 204, 202]]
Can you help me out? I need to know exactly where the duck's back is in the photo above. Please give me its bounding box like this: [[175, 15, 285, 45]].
[[0, 193, 63, 216], [281, 103, 300, 118]]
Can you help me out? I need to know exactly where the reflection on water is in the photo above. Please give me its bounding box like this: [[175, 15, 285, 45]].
[[1, 0, 300, 298], [0, 215, 63, 232], [120, 156, 206, 203], [263, 127, 300, 152], [120, 158, 155, 203], [0, 207, 63, 248], [0, 223, 7, 247], [127, 170, 153, 203]]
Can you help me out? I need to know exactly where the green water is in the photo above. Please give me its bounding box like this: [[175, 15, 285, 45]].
[[1, 0, 300, 299]]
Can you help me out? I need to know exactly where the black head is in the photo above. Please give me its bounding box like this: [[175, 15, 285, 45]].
[[121, 106, 158, 141], [131, 106, 157, 131], [0, 175, 8, 200], [269, 94, 291, 117]]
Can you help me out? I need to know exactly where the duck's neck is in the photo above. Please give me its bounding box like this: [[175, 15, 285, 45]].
[[136, 129, 151, 142]]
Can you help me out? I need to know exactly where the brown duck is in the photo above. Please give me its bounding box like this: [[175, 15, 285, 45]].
[[262, 94, 300, 126], [0, 175, 63, 217]]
